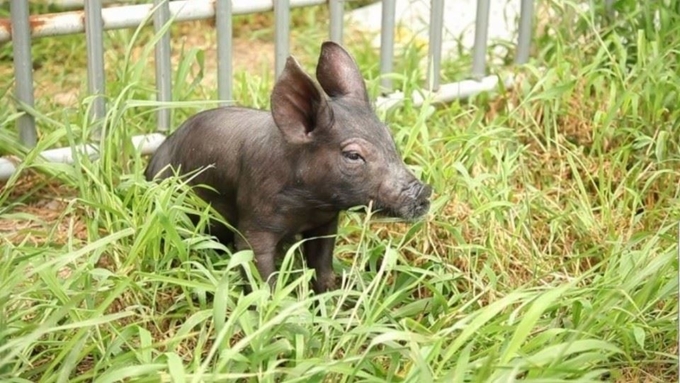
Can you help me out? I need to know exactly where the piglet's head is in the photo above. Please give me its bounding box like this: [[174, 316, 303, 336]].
[[270, 41, 431, 221]]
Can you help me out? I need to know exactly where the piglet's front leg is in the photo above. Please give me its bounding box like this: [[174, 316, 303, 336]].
[[235, 229, 281, 292], [302, 215, 339, 294]]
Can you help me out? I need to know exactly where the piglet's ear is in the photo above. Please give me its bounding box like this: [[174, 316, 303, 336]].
[[271, 56, 333, 145], [316, 41, 370, 104]]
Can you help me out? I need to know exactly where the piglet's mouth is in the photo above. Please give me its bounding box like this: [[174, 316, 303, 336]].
[[405, 198, 432, 220], [369, 183, 433, 221], [376, 199, 431, 221]]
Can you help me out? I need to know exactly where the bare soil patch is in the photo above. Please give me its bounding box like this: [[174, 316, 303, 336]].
[[0, 169, 85, 246]]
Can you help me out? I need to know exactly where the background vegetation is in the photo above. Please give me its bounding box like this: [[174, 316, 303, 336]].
[[0, 0, 678, 381]]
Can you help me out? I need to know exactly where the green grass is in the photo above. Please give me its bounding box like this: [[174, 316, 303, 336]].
[[0, 0, 678, 381]]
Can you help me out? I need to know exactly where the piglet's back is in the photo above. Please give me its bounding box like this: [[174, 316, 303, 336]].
[[144, 107, 273, 188]]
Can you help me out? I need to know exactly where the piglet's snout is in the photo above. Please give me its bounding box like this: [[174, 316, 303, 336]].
[[403, 180, 432, 217]]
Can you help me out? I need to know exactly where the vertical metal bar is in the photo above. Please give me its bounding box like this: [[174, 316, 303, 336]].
[[10, 0, 37, 147], [515, 0, 534, 64], [605, 0, 615, 19], [427, 0, 444, 91], [216, 0, 233, 104], [84, 0, 106, 139], [153, 0, 172, 132], [471, 0, 491, 79], [329, 0, 343, 43], [274, 0, 290, 78], [380, 0, 396, 92]]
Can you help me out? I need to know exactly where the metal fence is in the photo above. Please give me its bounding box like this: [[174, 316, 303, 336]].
[[0, 0, 535, 181]]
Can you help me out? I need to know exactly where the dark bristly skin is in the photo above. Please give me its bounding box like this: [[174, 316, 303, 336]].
[[145, 41, 432, 294]]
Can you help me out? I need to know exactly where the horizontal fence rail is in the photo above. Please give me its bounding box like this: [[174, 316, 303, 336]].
[[0, 0, 535, 181], [0, 0, 328, 43]]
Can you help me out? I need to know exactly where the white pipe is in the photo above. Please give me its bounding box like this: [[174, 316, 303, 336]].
[[375, 74, 514, 111], [0, 0, 120, 9], [0, 0, 327, 43], [0, 133, 166, 181]]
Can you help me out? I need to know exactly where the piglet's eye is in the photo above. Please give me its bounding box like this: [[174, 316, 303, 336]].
[[343, 151, 364, 162]]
